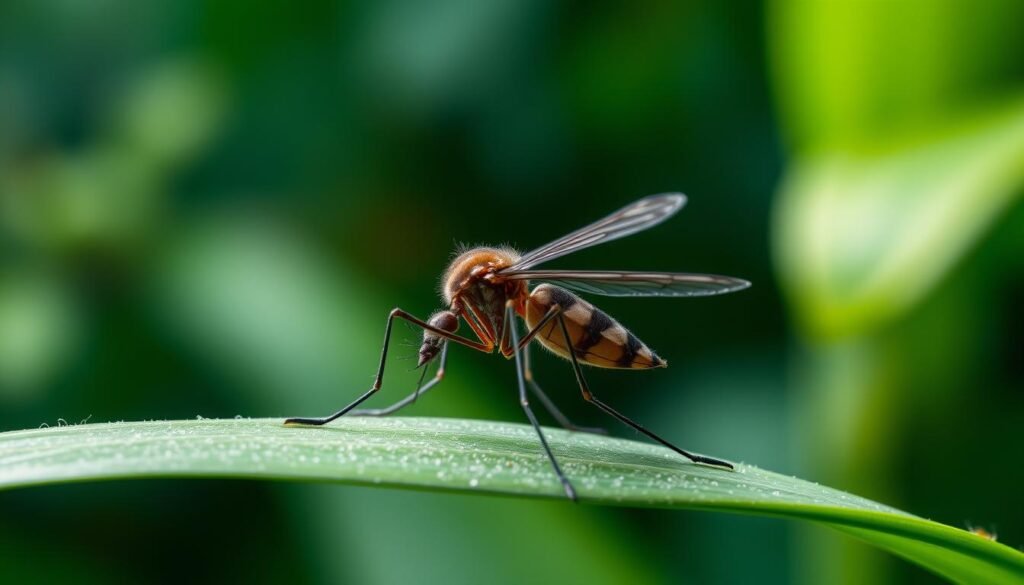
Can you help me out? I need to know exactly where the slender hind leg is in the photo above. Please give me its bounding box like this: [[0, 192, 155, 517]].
[[555, 313, 733, 469], [524, 344, 607, 435], [507, 303, 577, 501], [350, 342, 449, 416], [284, 309, 489, 426]]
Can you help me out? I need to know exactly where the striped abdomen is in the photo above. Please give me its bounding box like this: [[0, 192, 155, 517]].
[[525, 284, 666, 369]]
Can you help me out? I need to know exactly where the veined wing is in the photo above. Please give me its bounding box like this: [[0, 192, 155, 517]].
[[502, 270, 751, 297], [502, 193, 686, 272]]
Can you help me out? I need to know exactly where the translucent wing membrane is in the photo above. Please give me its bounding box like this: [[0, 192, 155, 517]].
[[502, 193, 686, 272], [503, 270, 751, 297]]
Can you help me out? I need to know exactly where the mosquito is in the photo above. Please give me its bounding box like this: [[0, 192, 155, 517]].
[[285, 193, 750, 501]]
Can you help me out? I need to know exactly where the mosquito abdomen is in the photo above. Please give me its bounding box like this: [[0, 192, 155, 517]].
[[525, 284, 665, 369]]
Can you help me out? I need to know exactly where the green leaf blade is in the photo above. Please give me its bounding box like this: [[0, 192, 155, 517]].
[[2, 417, 1021, 584]]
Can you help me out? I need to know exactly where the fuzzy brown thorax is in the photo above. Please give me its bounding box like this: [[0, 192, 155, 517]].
[[441, 246, 527, 352], [441, 246, 521, 304]]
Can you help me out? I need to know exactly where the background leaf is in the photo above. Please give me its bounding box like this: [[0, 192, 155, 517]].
[[773, 98, 1024, 338]]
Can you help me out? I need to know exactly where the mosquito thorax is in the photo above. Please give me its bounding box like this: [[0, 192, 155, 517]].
[[441, 246, 521, 305], [418, 310, 459, 367]]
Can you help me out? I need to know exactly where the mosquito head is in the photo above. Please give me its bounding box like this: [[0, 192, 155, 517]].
[[418, 310, 459, 367]]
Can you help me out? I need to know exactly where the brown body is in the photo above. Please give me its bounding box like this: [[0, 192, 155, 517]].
[[440, 247, 665, 369]]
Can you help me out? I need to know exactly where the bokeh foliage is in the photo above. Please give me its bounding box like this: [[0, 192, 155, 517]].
[[770, 0, 1024, 583]]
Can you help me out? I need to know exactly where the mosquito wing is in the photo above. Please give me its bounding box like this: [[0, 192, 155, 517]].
[[502, 193, 686, 272], [502, 270, 751, 297]]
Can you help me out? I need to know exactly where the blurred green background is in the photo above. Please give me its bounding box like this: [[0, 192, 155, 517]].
[[1, 1, 1021, 583]]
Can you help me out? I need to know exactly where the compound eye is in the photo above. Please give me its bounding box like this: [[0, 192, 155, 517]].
[[429, 310, 459, 333]]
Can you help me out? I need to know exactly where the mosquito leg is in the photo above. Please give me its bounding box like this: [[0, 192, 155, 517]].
[[350, 342, 449, 416], [516, 304, 604, 434], [508, 303, 577, 501], [524, 344, 608, 435], [284, 309, 489, 426], [555, 313, 733, 470]]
